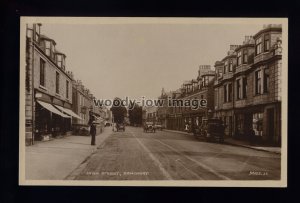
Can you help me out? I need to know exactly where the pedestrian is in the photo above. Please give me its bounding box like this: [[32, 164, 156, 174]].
[[248, 127, 256, 145], [90, 121, 97, 146]]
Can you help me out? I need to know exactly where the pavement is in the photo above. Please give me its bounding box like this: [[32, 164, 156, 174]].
[[163, 129, 281, 154], [25, 127, 112, 180]]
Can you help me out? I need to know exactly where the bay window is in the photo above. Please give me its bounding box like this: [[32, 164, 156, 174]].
[[255, 37, 262, 55], [237, 51, 242, 66], [229, 59, 233, 72], [242, 77, 247, 98], [264, 34, 270, 52], [255, 70, 262, 95], [224, 85, 227, 102], [264, 67, 270, 93], [236, 79, 242, 100], [243, 49, 248, 64], [224, 61, 228, 73], [228, 83, 232, 102]]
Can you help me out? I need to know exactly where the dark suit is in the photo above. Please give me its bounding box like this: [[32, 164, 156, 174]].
[[90, 124, 96, 145]]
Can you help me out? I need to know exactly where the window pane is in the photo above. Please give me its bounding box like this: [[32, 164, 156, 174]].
[[56, 72, 60, 94], [45, 41, 51, 49], [40, 59, 45, 86]]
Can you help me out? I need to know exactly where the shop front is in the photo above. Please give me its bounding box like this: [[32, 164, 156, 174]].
[[35, 100, 71, 141], [34, 90, 81, 141], [233, 103, 281, 146]]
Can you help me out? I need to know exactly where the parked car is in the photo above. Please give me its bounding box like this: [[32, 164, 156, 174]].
[[154, 122, 163, 130], [144, 122, 156, 133], [194, 118, 225, 143], [105, 122, 111, 127], [116, 123, 125, 132]]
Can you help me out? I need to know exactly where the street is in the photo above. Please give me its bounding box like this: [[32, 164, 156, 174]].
[[66, 126, 281, 180]]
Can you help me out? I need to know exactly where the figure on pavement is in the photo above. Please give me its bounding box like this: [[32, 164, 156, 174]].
[[90, 121, 97, 146]]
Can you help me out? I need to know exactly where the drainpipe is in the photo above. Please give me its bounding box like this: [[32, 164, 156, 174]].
[[30, 32, 35, 145]]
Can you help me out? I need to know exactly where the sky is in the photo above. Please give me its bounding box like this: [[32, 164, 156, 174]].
[[41, 23, 263, 101]]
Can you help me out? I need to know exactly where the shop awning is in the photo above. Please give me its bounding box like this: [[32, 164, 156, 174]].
[[36, 100, 70, 118], [54, 105, 82, 120]]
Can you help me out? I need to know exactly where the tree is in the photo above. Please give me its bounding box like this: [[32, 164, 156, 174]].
[[110, 97, 127, 124], [128, 103, 143, 126]]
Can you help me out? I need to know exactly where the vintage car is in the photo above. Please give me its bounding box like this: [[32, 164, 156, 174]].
[[154, 122, 163, 131], [194, 118, 225, 143], [144, 122, 156, 133], [116, 123, 125, 132]]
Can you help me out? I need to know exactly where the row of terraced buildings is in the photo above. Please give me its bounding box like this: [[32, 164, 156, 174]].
[[155, 24, 282, 146]]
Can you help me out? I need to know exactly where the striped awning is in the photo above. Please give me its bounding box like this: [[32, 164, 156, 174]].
[[36, 100, 70, 118], [54, 105, 82, 120]]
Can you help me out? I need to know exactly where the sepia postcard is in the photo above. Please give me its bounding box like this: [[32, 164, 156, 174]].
[[19, 17, 288, 187]]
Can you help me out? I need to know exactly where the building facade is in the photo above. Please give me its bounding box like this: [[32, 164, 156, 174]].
[[214, 24, 282, 146], [166, 65, 215, 131], [25, 23, 80, 145]]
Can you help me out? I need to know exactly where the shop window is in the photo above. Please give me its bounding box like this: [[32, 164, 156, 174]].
[[255, 37, 262, 55], [255, 70, 262, 95], [236, 115, 244, 132], [56, 72, 60, 94], [40, 59, 45, 87], [264, 68, 270, 93], [252, 113, 263, 136]]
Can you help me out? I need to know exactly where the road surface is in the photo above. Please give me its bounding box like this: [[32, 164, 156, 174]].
[[67, 126, 280, 180]]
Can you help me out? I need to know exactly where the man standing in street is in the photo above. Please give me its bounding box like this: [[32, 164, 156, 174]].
[[90, 121, 97, 146]]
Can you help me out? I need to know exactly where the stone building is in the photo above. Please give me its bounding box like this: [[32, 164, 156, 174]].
[[213, 24, 282, 146], [25, 23, 80, 145], [166, 65, 215, 131], [72, 80, 105, 135], [214, 45, 239, 137], [145, 106, 158, 123]]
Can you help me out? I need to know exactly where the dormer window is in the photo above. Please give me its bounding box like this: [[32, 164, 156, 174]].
[[55, 54, 65, 70], [51, 44, 55, 59], [56, 54, 62, 67], [44, 39, 56, 60], [45, 41, 51, 56]]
